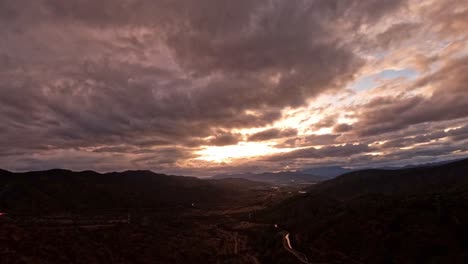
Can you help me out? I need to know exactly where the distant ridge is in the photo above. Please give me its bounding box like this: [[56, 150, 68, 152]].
[[211, 159, 467, 184], [302, 166, 353, 178], [211, 171, 331, 184], [375, 158, 467, 170], [311, 157, 468, 199]]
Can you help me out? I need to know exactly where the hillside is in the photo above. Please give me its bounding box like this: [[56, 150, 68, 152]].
[[0, 169, 264, 213], [260, 158, 468, 263], [310, 158, 468, 199]]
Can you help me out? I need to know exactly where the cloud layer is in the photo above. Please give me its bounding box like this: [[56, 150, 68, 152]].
[[0, 0, 467, 175]]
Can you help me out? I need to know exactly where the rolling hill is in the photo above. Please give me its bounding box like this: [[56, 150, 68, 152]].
[[260, 158, 468, 263], [309, 158, 468, 199], [0, 169, 266, 213]]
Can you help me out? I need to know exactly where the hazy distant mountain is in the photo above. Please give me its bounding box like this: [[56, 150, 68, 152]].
[[300, 159, 466, 178], [378, 158, 467, 170], [212, 166, 355, 184], [212, 171, 330, 184], [302, 166, 353, 178]]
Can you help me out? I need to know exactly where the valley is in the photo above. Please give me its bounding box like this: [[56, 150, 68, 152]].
[[2, 159, 468, 263]]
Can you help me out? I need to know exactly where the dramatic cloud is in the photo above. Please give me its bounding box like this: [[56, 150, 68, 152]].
[[248, 128, 297, 142], [264, 143, 373, 162], [0, 0, 467, 175], [351, 56, 468, 137]]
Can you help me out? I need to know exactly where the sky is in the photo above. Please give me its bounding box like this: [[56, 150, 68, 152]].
[[1, 0, 468, 176]]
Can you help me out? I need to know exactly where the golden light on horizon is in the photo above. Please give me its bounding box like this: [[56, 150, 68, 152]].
[[195, 142, 296, 163]]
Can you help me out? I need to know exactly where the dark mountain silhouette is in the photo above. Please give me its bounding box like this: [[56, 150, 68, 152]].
[[309, 158, 468, 199], [0, 169, 11, 175], [300, 158, 464, 179], [260, 158, 468, 263], [0, 169, 264, 213]]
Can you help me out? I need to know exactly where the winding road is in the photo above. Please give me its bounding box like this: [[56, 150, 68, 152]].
[[278, 226, 364, 264], [276, 225, 312, 264]]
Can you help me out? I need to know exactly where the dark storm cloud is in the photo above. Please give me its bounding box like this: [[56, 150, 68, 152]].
[[206, 131, 242, 146], [378, 131, 447, 149], [346, 144, 468, 169], [305, 134, 341, 145], [333, 123, 353, 133], [248, 128, 297, 142], [380, 142, 468, 162], [265, 143, 373, 162], [449, 125, 468, 141], [130, 147, 196, 166]]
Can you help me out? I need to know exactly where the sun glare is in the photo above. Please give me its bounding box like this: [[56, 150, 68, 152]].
[[196, 142, 295, 163]]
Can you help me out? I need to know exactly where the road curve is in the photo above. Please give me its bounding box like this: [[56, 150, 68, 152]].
[[275, 224, 313, 264], [282, 232, 313, 264]]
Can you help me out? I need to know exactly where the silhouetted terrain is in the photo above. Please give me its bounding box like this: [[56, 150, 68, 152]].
[[0, 169, 302, 263], [305, 158, 468, 199], [0, 169, 270, 213], [260, 158, 468, 263], [2, 159, 468, 263]]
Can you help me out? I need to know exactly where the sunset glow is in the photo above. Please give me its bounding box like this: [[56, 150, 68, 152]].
[[2, 1, 468, 263], [196, 143, 296, 163], [0, 0, 467, 176]]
